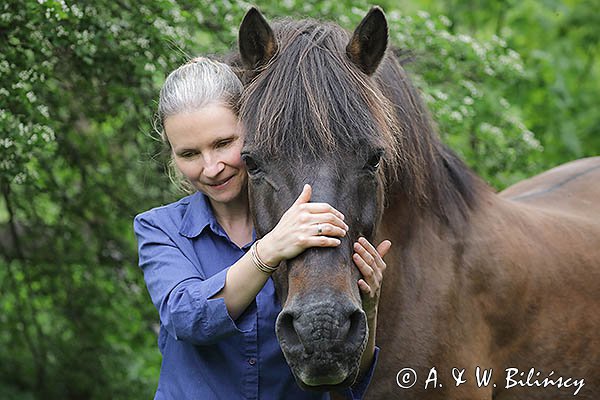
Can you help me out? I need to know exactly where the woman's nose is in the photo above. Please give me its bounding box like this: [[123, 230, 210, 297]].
[[202, 155, 225, 178]]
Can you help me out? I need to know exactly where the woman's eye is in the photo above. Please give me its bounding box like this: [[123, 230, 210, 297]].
[[217, 139, 232, 148], [180, 151, 198, 158]]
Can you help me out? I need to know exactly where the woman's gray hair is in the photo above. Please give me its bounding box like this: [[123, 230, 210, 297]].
[[156, 57, 243, 193]]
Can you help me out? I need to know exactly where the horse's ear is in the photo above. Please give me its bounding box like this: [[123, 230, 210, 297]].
[[239, 7, 277, 69], [346, 7, 388, 75]]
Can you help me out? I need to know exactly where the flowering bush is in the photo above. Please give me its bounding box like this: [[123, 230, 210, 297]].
[[387, 10, 544, 188]]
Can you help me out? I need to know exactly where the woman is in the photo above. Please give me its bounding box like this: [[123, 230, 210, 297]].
[[134, 57, 391, 399]]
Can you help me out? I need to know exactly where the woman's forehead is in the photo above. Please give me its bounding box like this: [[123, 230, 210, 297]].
[[165, 106, 242, 148]]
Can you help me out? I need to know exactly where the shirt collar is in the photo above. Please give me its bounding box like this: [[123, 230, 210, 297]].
[[178, 192, 215, 238], [178, 191, 258, 247]]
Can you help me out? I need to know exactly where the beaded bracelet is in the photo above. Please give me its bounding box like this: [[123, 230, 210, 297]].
[[251, 241, 279, 274]]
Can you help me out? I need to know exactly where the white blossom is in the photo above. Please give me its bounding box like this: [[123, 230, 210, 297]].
[[417, 10, 430, 19], [37, 105, 50, 118], [450, 111, 463, 121], [434, 90, 449, 101], [522, 130, 542, 150], [0, 137, 14, 148], [26, 91, 37, 103], [439, 15, 452, 27]]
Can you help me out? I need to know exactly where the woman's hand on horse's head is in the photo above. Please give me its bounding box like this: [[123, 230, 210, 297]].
[[257, 184, 349, 266], [354, 237, 391, 319]]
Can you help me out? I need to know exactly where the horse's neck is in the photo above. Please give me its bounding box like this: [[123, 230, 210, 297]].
[[377, 183, 500, 355], [378, 178, 491, 293], [379, 181, 591, 308], [380, 178, 475, 247]]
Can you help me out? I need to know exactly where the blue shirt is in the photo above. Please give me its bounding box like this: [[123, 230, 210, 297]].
[[134, 192, 378, 400]]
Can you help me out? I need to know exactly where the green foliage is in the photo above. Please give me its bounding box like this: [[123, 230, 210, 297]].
[[0, 1, 597, 399], [385, 10, 544, 187], [505, 0, 600, 163], [0, 0, 187, 397], [388, 0, 600, 181]]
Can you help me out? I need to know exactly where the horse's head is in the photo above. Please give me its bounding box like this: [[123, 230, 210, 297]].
[[238, 7, 398, 390]]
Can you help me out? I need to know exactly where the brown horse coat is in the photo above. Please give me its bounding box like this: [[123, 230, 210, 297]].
[[372, 157, 600, 399]]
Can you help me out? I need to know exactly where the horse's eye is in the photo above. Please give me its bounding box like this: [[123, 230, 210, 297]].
[[365, 152, 383, 171], [242, 154, 261, 175]]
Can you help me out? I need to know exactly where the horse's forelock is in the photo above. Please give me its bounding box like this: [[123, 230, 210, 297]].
[[240, 19, 400, 171]]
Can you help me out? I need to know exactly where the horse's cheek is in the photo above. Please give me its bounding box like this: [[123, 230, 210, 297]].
[[251, 183, 283, 236], [271, 265, 289, 305]]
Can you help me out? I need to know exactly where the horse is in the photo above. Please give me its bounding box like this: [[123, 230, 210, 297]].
[[234, 7, 600, 399]]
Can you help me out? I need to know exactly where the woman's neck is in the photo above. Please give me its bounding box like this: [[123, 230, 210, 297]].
[[209, 196, 253, 247]]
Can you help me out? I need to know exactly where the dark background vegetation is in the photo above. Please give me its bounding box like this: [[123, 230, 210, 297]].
[[1, 1, 598, 398]]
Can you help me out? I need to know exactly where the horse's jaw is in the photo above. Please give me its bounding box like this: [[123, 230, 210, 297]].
[[294, 369, 361, 392], [278, 329, 367, 392]]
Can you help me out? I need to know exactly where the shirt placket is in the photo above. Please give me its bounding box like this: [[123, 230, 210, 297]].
[[243, 302, 259, 400], [238, 241, 259, 400]]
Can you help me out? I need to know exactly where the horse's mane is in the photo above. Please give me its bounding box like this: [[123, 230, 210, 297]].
[[373, 55, 484, 224], [236, 17, 485, 226]]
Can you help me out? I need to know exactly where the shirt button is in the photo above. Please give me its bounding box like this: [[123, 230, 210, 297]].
[[248, 358, 256, 366]]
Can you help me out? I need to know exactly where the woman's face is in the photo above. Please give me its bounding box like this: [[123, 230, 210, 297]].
[[165, 103, 247, 207]]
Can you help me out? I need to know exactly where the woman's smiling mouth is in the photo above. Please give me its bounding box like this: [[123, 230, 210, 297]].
[[207, 176, 234, 189]]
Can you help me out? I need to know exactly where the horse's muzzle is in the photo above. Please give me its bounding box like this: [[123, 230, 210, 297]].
[[275, 296, 368, 390]]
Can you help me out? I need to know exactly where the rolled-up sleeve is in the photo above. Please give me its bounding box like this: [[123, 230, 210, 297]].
[[134, 212, 248, 346]]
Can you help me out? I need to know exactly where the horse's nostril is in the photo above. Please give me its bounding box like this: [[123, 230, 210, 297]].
[[347, 309, 367, 350], [277, 310, 302, 349]]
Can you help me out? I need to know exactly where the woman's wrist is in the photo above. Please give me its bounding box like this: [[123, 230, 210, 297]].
[[256, 238, 281, 267], [250, 242, 278, 274]]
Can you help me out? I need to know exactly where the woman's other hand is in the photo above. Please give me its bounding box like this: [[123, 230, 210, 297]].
[[353, 237, 391, 318]]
